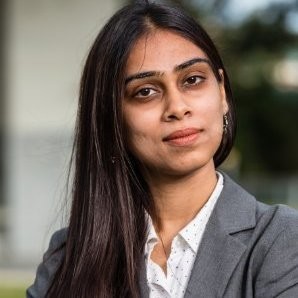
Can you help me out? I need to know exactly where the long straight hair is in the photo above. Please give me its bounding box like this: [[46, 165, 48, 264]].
[[47, 2, 236, 297]]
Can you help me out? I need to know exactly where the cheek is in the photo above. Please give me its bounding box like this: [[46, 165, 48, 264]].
[[200, 93, 224, 127], [123, 109, 158, 153], [125, 127, 159, 166], [197, 92, 225, 148]]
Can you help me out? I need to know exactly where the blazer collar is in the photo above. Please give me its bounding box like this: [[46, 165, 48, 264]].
[[211, 171, 256, 234], [139, 172, 257, 298]]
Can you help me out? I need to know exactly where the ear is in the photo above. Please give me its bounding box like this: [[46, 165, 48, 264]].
[[218, 69, 229, 114]]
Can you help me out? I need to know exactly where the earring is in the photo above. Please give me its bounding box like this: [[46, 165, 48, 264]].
[[223, 114, 229, 133]]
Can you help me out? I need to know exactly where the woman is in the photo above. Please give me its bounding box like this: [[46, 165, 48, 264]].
[[27, 1, 298, 297]]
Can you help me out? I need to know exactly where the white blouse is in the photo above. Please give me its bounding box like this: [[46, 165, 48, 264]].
[[144, 172, 224, 298]]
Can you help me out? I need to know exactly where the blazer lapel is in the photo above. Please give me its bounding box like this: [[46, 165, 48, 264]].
[[184, 173, 257, 297], [139, 173, 257, 298], [184, 216, 247, 297]]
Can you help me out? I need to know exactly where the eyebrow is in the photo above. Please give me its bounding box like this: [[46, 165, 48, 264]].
[[125, 57, 210, 85], [174, 57, 210, 71], [125, 71, 164, 85]]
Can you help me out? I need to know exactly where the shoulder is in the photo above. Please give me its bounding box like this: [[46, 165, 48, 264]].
[[46, 228, 68, 252], [220, 171, 298, 233], [220, 172, 298, 260], [252, 205, 298, 296], [258, 201, 298, 223], [254, 200, 298, 239], [221, 173, 298, 296], [254, 202, 298, 259], [26, 228, 67, 298], [222, 173, 298, 296], [255, 202, 298, 255]]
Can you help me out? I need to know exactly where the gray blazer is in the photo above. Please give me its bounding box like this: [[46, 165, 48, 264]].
[[27, 173, 298, 297]]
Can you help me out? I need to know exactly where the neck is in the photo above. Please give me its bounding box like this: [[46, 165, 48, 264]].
[[145, 163, 218, 233]]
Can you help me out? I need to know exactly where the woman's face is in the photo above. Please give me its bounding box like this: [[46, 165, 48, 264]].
[[123, 29, 228, 178]]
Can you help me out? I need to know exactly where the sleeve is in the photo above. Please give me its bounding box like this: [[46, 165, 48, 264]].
[[26, 228, 67, 298], [255, 209, 298, 298]]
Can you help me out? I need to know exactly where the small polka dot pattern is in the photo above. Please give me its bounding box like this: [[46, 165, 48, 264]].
[[144, 172, 224, 298]]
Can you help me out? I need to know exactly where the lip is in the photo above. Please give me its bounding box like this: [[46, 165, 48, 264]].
[[163, 128, 202, 146]]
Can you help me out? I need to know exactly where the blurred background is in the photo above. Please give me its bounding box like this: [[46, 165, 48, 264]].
[[0, 0, 297, 296]]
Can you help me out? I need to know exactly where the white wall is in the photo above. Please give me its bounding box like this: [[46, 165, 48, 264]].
[[4, 0, 122, 266]]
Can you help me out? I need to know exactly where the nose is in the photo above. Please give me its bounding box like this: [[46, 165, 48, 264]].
[[162, 88, 192, 122]]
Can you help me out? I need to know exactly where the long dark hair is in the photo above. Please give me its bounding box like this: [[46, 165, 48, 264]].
[[47, 2, 236, 297]]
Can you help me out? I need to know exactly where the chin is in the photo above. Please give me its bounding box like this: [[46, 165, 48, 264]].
[[157, 157, 215, 178]]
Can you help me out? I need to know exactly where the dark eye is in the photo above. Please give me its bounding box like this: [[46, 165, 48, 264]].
[[135, 87, 157, 98], [184, 75, 204, 86]]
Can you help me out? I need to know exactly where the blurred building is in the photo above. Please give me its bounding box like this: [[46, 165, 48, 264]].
[[0, 0, 123, 272]]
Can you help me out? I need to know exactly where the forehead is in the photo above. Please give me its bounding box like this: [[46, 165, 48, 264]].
[[125, 30, 208, 74]]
